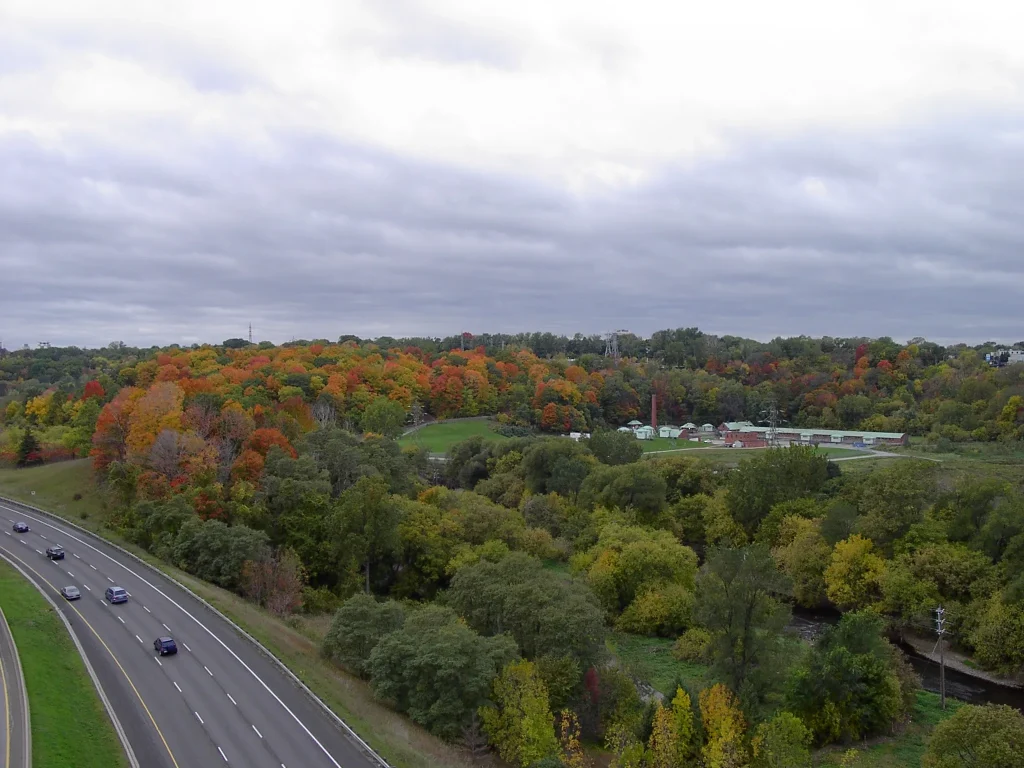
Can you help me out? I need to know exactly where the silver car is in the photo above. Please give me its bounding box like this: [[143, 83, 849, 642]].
[[60, 585, 81, 601]]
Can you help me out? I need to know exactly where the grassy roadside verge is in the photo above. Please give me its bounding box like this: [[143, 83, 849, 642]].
[[0, 461, 473, 768], [0, 560, 129, 768]]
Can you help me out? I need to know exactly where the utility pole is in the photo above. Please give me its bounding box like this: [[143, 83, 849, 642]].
[[935, 606, 946, 709]]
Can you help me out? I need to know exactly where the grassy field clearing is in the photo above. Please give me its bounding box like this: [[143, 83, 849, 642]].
[[0, 560, 129, 768], [398, 419, 509, 453], [611, 632, 960, 767]]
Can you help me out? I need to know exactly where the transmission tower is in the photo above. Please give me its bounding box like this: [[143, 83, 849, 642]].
[[759, 398, 782, 446], [604, 329, 630, 362]]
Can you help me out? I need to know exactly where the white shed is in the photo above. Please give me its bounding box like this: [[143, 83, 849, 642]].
[[634, 425, 656, 440]]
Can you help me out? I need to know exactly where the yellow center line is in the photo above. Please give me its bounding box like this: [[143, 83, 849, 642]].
[[0, 638, 10, 768], [0, 546, 180, 768]]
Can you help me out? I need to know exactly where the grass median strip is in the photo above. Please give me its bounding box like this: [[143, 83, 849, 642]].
[[0, 560, 129, 768]]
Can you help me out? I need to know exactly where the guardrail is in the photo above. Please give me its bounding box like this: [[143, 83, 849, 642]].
[[0, 494, 392, 768]]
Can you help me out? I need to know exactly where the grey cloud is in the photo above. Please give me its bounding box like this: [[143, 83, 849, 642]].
[[3, 107, 1024, 349]]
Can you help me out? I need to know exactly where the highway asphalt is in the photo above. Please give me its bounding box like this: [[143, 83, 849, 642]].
[[0, 498, 387, 768], [0, 604, 30, 768]]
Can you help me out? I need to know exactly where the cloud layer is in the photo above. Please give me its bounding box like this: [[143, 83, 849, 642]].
[[2, 1, 1024, 347]]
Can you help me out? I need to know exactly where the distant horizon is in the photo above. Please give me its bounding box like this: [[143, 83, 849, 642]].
[[3, 326, 1022, 353]]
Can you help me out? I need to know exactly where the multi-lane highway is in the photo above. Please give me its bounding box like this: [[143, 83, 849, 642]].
[[0, 497, 388, 768], [0, 603, 30, 768]]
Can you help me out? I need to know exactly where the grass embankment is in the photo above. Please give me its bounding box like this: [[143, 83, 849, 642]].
[[0, 460, 472, 768], [399, 419, 509, 453], [0, 560, 129, 768]]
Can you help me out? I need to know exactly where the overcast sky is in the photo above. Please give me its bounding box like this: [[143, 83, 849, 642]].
[[3, 1, 1024, 349]]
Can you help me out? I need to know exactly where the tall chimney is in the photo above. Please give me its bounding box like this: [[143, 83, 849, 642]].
[[651, 393, 657, 432]]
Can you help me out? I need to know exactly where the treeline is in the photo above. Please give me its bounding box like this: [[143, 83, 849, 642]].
[[4, 333, 1024, 453]]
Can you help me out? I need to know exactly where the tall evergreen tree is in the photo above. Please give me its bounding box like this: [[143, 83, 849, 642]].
[[16, 427, 41, 467]]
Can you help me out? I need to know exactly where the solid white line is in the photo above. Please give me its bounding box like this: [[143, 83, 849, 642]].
[[173, 682, 182, 693], [144, 606, 151, 613], [82, 584, 91, 591], [162, 623, 170, 631], [195, 711, 204, 725], [217, 746, 228, 762], [204, 666, 212, 677], [155, 657, 162, 667], [252, 725, 263, 739], [226, 693, 237, 706], [135, 635, 143, 643], [182, 643, 191, 652], [1, 504, 350, 768]]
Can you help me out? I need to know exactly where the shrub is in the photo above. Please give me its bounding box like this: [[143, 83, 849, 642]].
[[672, 628, 713, 663]]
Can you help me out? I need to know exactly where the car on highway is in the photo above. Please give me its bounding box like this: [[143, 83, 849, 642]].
[[104, 586, 128, 604], [60, 585, 81, 601], [12, 521, 29, 533], [45, 545, 65, 560], [153, 636, 178, 656]]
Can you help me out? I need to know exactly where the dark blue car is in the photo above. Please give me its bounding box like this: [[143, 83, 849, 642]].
[[154, 636, 178, 656]]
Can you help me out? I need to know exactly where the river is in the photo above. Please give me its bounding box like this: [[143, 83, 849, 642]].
[[789, 612, 1024, 710]]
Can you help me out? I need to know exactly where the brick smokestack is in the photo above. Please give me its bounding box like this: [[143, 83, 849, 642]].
[[651, 393, 657, 432]]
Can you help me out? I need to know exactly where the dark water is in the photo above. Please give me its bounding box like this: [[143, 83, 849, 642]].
[[789, 612, 1024, 711], [899, 645, 1024, 710]]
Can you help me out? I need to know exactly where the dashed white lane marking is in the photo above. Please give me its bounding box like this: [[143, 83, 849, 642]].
[[162, 623, 171, 631], [106, 577, 114, 583], [74, 553, 80, 559], [126, 592, 132, 597], [155, 657, 162, 667], [252, 725, 263, 739], [204, 665, 213, 677], [39, 535, 46, 540], [217, 746, 228, 762], [83, 584, 91, 591], [182, 643, 192, 652], [90, 564, 97, 570], [226, 693, 237, 706], [35, 549, 42, 554], [19, 540, 26, 544], [135, 634, 143, 643], [144, 606, 151, 613], [173, 682, 182, 693], [117, 617, 125, 624], [67, 571, 74, 577], [195, 711, 204, 725], [3, 531, 10, 536]]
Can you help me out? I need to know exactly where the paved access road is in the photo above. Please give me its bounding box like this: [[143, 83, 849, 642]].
[[0, 498, 387, 768], [0, 604, 30, 768]]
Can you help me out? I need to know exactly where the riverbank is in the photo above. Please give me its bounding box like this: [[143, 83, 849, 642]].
[[903, 631, 1023, 689]]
